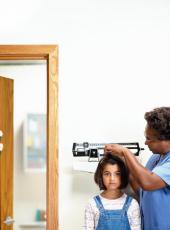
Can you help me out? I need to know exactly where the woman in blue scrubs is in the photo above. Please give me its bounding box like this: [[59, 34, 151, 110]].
[[105, 107, 170, 230]]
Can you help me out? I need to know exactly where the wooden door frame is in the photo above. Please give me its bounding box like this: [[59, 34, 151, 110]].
[[0, 45, 58, 230]]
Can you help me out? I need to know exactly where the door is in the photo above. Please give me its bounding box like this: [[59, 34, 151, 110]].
[[0, 76, 14, 230]]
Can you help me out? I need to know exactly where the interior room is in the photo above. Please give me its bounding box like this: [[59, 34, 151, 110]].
[[0, 61, 47, 230], [0, 0, 170, 229]]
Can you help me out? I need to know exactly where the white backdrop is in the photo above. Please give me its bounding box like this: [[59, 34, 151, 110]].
[[0, 0, 169, 229]]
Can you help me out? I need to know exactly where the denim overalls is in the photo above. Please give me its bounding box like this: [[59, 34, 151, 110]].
[[94, 195, 132, 230]]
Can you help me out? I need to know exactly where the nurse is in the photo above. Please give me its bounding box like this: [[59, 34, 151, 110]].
[[105, 107, 170, 230]]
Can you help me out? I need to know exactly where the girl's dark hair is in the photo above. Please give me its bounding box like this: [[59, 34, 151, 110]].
[[144, 107, 170, 140], [94, 153, 129, 190]]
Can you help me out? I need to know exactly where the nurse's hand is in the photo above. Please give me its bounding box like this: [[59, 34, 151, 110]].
[[104, 144, 126, 157]]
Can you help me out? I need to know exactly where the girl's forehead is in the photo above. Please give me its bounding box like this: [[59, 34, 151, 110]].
[[103, 163, 119, 171]]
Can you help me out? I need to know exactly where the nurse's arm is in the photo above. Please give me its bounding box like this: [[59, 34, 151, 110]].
[[129, 173, 140, 193], [122, 148, 166, 191]]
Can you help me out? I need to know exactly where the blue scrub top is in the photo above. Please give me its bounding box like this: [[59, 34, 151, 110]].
[[140, 151, 170, 230]]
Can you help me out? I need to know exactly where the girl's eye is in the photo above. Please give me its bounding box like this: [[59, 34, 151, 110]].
[[103, 172, 110, 176], [115, 172, 121, 176], [103, 171, 121, 177]]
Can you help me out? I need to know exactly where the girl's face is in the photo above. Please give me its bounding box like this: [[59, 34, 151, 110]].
[[102, 163, 121, 191]]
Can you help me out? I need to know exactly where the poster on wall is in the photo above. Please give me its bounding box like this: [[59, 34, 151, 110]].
[[24, 113, 46, 172]]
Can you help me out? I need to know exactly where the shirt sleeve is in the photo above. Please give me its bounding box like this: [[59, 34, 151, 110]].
[[152, 161, 170, 186], [127, 199, 141, 230], [83, 201, 96, 230]]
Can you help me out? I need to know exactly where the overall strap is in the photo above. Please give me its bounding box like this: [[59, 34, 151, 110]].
[[122, 196, 133, 214], [94, 195, 105, 212]]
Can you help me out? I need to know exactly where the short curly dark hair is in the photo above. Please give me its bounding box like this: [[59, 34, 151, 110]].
[[94, 153, 129, 190], [144, 107, 170, 140]]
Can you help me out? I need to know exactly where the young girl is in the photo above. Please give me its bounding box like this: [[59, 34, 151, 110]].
[[83, 154, 141, 230]]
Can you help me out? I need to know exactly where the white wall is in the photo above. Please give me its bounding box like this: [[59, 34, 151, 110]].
[[0, 0, 170, 229]]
